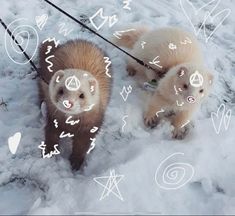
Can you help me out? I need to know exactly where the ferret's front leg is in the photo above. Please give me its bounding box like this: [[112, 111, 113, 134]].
[[70, 131, 94, 170], [144, 93, 167, 128], [44, 119, 60, 155], [171, 110, 194, 140]]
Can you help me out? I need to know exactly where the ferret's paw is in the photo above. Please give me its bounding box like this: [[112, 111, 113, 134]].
[[127, 65, 136, 76], [172, 126, 190, 140], [144, 114, 159, 128]]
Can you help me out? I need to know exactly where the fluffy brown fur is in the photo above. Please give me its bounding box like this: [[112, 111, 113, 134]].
[[38, 39, 112, 170]]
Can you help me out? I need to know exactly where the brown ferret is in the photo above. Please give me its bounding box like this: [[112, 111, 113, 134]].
[[38, 39, 112, 170]]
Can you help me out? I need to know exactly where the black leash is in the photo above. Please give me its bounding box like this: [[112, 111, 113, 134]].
[[0, 0, 158, 84], [43, 0, 158, 73], [0, 18, 39, 74], [0, 18, 49, 84]]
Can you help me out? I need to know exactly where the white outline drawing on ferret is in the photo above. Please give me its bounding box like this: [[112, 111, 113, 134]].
[[62, 100, 72, 109], [189, 71, 204, 88], [42, 37, 60, 48], [65, 116, 80, 126], [90, 126, 99, 133], [4, 18, 39, 65], [38, 142, 60, 158], [149, 56, 163, 69], [87, 138, 96, 154], [156, 108, 165, 117], [65, 75, 81, 91], [45, 55, 54, 72], [104, 57, 112, 78], [53, 119, 59, 128], [141, 41, 146, 49], [168, 43, 177, 50], [120, 85, 132, 102], [84, 104, 95, 112], [108, 15, 118, 28], [176, 100, 184, 107], [59, 131, 74, 138], [180, 36, 192, 45]]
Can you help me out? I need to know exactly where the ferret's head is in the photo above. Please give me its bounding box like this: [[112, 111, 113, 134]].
[[165, 63, 213, 106], [49, 69, 99, 115]]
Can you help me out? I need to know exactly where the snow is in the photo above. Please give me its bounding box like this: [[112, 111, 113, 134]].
[[0, 0, 235, 214]]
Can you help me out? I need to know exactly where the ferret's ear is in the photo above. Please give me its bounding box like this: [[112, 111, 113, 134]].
[[88, 78, 98, 95], [53, 70, 64, 84], [207, 72, 214, 85], [177, 66, 188, 77]]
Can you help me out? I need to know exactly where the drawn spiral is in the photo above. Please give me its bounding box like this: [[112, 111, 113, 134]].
[[4, 18, 39, 65], [155, 152, 195, 190]]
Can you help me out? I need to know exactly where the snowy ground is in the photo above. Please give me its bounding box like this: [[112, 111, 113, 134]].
[[0, 0, 235, 215]]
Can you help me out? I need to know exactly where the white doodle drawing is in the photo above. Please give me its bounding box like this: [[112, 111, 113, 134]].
[[168, 43, 177, 50], [84, 104, 95, 112], [155, 152, 195, 190], [58, 23, 73, 36], [8, 132, 21, 155], [65, 116, 80, 126], [181, 120, 190, 128], [90, 126, 99, 133], [87, 138, 96, 154], [94, 169, 124, 201], [190, 71, 204, 87], [149, 56, 163, 69], [56, 76, 60, 83], [211, 103, 232, 134], [123, 0, 132, 10], [120, 85, 132, 102], [174, 85, 179, 95], [224, 109, 232, 130], [89, 8, 109, 31], [113, 29, 136, 39], [38, 142, 60, 158], [176, 100, 184, 107], [156, 108, 165, 117], [62, 100, 72, 109], [104, 57, 112, 78], [4, 18, 39, 65], [53, 119, 58, 128], [35, 14, 48, 30], [121, 115, 128, 132], [65, 75, 80, 91], [45, 55, 54, 72], [45, 45, 53, 55], [42, 37, 60, 48], [59, 131, 74, 138], [108, 15, 118, 28], [90, 85, 95, 93], [187, 96, 196, 104], [141, 41, 146, 49], [180, 36, 192, 45], [180, 0, 231, 43]]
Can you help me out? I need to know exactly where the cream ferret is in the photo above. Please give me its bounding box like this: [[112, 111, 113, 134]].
[[114, 27, 213, 139], [38, 39, 112, 170], [144, 63, 213, 139]]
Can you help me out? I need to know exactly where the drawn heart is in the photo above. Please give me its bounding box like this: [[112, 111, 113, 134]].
[[8, 132, 21, 154], [224, 109, 232, 130], [108, 15, 118, 27], [180, 0, 216, 36], [204, 8, 231, 43], [211, 103, 225, 134], [35, 14, 48, 30]]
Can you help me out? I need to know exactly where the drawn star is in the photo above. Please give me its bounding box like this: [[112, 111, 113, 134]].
[[94, 169, 124, 201]]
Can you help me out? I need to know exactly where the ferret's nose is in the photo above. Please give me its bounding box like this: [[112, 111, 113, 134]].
[[68, 100, 74, 108]]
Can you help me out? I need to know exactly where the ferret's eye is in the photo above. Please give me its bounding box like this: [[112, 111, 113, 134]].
[[199, 89, 204, 93], [58, 88, 64, 95], [79, 93, 85, 99], [183, 84, 188, 89], [151, 79, 157, 83]]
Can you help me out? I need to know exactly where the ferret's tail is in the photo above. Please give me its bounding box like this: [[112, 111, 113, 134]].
[[113, 26, 149, 49]]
